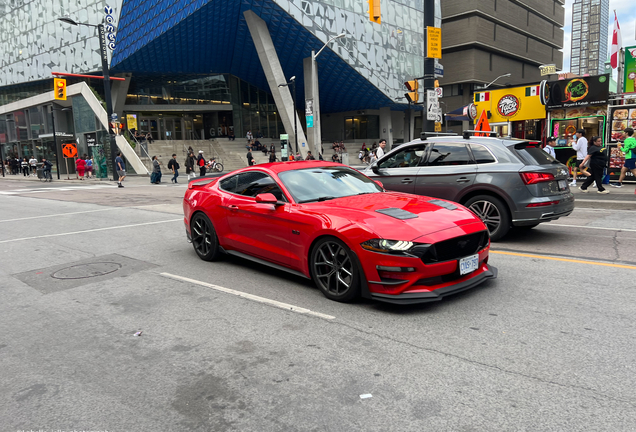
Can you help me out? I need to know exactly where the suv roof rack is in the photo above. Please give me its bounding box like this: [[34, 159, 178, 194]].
[[420, 132, 458, 140], [462, 130, 497, 139]]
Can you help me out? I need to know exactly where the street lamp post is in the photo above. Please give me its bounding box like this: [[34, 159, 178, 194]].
[[59, 17, 118, 181], [278, 76, 298, 154], [51, 107, 71, 180], [311, 33, 346, 157], [483, 73, 512, 89], [0, 118, 6, 177]]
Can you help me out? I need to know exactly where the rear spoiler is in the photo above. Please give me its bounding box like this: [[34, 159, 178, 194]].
[[512, 141, 540, 149]]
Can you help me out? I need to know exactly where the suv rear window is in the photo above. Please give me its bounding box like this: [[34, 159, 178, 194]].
[[514, 145, 557, 166]]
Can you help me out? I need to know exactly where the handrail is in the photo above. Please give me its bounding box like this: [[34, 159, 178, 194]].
[[126, 130, 152, 160]]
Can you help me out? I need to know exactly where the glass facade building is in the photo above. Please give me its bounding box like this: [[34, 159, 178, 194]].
[[570, 0, 609, 76]]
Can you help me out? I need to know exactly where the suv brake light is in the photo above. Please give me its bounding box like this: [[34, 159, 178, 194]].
[[520, 172, 555, 185]]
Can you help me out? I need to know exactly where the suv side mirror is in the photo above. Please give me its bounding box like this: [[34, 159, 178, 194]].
[[371, 164, 380, 174]]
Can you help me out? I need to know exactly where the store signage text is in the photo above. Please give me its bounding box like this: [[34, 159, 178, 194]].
[[497, 95, 519, 117]]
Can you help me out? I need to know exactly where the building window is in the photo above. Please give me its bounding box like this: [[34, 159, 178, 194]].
[[343, 115, 380, 140]]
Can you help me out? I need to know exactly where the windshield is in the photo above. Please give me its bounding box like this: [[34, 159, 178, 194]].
[[278, 166, 383, 203], [515, 145, 559, 166]]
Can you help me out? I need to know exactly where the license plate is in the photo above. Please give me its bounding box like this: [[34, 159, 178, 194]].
[[558, 179, 567, 190], [459, 254, 479, 275]]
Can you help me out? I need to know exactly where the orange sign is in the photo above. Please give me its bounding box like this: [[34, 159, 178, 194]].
[[474, 110, 491, 137], [62, 142, 78, 158]]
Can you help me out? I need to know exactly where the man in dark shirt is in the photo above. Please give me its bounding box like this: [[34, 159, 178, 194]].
[[115, 152, 126, 188], [167, 153, 180, 183], [247, 149, 255, 166], [579, 136, 608, 194]]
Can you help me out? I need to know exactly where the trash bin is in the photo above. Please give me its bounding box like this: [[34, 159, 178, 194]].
[[340, 152, 349, 165], [36, 168, 44, 179]]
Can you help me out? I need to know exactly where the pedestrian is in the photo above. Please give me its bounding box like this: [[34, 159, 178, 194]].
[[151, 156, 162, 184], [295, 151, 304, 161], [21, 157, 29, 176], [579, 136, 609, 194], [246, 130, 253, 143], [306, 151, 315, 160], [247, 148, 255, 166], [85, 155, 93, 179], [611, 127, 636, 188], [569, 129, 588, 187], [185, 151, 196, 179], [167, 153, 180, 183], [543, 136, 557, 158], [331, 153, 339, 163], [197, 150, 206, 177], [76, 155, 86, 179], [376, 139, 387, 160], [115, 151, 126, 188], [41, 157, 52, 181], [29, 156, 38, 176], [269, 144, 276, 163]]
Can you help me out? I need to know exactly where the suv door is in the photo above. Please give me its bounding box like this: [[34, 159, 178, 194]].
[[414, 142, 477, 201], [371, 144, 428, 194]]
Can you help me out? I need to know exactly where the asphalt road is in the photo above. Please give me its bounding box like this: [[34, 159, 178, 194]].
[[1, 176, 635, 431]]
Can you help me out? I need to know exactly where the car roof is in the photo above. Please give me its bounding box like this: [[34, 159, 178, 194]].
[[237, 160, 346, 174], [397, 136, 531, 148]]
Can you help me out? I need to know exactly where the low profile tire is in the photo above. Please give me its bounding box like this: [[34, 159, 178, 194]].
[[464, 195, 511, 241], [310, 237, 360, 302], [190, 213, 221, 261]]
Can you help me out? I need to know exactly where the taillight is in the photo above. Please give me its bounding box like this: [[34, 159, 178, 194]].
[[520, 172, 555, 185], [526, 200, 560, 207]]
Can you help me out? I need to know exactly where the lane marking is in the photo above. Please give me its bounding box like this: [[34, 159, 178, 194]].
[[543, 223, 636, 233], [0, 219, 182, 244], [491, 250, 636, 270], [160, 272, 336, 321], [0, 208, 119, 223], [576, 199, 636, 204]]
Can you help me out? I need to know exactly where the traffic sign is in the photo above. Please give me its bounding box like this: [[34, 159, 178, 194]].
[[62, 142, 78, 158], [427, 89, 439, 121], [434, 63, 444, 78], [435, 87, 443, 98], [434, 122, 442, 132], [475, 110, 491, 137], [306, 115, 314, 128], [427, 27, 442, 59]]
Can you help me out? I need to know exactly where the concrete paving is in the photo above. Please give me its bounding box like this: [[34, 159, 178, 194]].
[[1, 175, 636, 430]]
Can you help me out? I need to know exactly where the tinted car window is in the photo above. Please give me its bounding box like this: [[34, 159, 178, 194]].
[[219, 174, 238, 192], [427, 143, 474, 166], [515, 145, 557, 166], [469, 144, 496, 164], [236, 172, 287, 201], [378, 144, 428, 168]]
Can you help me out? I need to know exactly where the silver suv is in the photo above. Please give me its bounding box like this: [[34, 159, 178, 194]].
[[363, 133, 574, 240]]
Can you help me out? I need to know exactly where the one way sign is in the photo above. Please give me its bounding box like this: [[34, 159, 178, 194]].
[[426, 90, 441, 122]]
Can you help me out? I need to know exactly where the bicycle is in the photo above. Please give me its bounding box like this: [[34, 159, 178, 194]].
[[208, 159, 224, 173]]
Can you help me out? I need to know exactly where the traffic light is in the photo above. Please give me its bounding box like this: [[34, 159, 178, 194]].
[[54, 78, 67, 101], [367, 0, 381, 24], [404, 80, 419, 103]]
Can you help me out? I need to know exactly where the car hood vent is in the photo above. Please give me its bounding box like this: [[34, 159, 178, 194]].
[[428, 199, 458, 210], [375, 208, 419, 220]]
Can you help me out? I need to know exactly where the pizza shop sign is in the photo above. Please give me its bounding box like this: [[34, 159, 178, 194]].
[[497, 95, 520, 117]]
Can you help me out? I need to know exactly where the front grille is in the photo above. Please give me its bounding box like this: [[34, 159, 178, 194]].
[[417, 230, 489, 264]]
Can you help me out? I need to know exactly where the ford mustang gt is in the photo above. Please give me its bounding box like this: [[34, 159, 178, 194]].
[[183, 161, 497, 304]]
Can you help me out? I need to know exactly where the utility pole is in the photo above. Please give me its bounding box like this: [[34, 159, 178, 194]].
[[423, 0, 436, 134]]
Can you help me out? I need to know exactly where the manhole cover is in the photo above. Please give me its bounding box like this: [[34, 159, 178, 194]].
[[51, 262, 122, 280]]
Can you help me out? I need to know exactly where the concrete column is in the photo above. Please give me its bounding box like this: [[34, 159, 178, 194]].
[[111, 73, 132, 115], [244, 10, 308, 157], [379, 107, 393, 150], [303, 54, 322, 159]]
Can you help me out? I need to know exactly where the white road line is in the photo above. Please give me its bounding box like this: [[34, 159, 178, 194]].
[[0, 219, 182, 243], [0, 208, 119, 223], [160, 272, 336, 321], [543, 223, 636, 233], [576, 198, 635, 204]]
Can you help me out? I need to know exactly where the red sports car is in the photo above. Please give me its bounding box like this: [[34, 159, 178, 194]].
[[183, 161, 497, 304]]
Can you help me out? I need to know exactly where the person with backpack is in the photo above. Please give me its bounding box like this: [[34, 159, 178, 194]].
[[579, 136, 609, 194], [197, 150, 206, 177], [41, 157, 52, 181], [167, 153, 180, 183], [85, 155, 93, 178]]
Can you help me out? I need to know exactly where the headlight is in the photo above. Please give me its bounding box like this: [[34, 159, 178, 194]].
[[361, 239, 415, 254]]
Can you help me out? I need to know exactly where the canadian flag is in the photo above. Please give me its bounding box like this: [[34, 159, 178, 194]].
[[610, 11, 622, 69], [475, 92, 490, 102]]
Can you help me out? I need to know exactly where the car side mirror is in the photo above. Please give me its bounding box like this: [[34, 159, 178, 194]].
[[374, 180, 384, 189], [255, 193, 278, 204], [371, 164, 380, 174]]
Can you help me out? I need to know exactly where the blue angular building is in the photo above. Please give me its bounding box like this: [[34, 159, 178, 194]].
[[1, 0, 438, 168]]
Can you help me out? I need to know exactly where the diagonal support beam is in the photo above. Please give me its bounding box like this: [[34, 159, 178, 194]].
[[244, 10, 308, 157]]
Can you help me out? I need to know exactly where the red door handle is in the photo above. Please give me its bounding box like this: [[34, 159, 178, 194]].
[[228, 205, 239, 211]]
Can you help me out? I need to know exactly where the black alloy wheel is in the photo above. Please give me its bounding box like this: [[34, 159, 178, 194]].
[[310, 237, 360, 302], [464, 195, 510, 241], [190, 213, 221, 261]]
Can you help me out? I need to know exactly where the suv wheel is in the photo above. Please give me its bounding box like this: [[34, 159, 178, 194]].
[[465, 195, 510, 241]]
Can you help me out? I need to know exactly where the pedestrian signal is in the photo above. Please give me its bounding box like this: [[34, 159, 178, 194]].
[[367, 0, 381, 24], [54, 78, 67, 101], [404, 80, 419, 103]]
